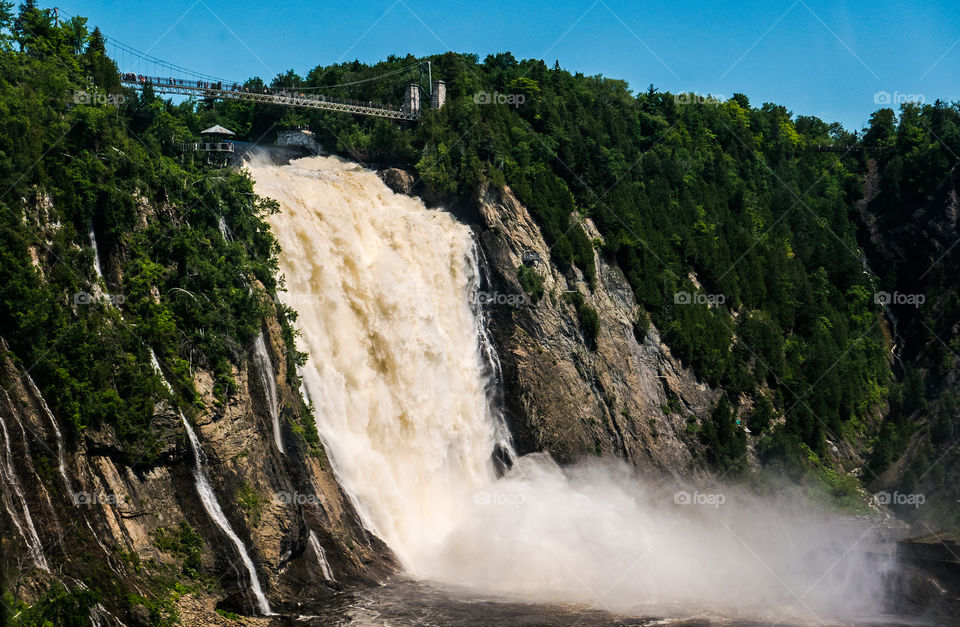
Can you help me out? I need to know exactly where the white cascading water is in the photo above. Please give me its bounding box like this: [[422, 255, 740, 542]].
[[252, 332, 284, 454], [7, 390, 67, 553], [307, 530, 336, 582], [250, 155, 887, 622], [180, 415, 272, 614], [148, 349, 272, 615], [88, 223, 104, 278], [218, 215, 234, 242], [0, 393, 49, 571], [25, 373, 72, 494], [251, 155, 496, 571], [295, 364, 312, 408]]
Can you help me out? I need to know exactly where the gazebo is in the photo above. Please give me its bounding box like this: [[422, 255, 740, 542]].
[[176, 124, 237, 164], [200, 124, 236, 140], [195, 125, 236, 157]]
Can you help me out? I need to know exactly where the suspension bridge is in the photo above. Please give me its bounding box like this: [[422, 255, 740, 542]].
[[102, 29, 442, 122]]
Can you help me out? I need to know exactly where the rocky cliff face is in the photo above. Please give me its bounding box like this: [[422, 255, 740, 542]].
[[0, 189, 395, 624], [474, 182, 718, 476], [0, 322, 395, 623], [379, 169, 720, 477]]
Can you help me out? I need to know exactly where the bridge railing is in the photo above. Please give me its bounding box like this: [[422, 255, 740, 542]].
[[176, 142, 235, 152], [119, 73, 419, 121]]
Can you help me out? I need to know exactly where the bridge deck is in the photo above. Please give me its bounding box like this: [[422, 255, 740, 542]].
[[120, 75, 420, 121]]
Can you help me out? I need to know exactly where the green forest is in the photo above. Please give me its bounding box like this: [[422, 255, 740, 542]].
[[0, 2, 300, 468], [2, 2, 959, 513]]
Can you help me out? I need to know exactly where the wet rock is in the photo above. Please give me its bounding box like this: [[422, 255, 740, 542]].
[[473, 181, 717, 476], [378, 167, 416, 195]]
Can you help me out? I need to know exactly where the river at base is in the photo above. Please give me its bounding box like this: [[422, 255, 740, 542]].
[[288, 577, 937, 626]]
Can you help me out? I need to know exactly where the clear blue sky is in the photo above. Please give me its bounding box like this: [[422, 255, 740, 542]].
[[53, 0, 960, 131]]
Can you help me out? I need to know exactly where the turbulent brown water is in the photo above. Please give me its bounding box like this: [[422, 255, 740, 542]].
[[250, 154, 909, 624]]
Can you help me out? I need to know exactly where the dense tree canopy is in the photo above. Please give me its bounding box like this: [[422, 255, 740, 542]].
[[0, 4, 287, 464]]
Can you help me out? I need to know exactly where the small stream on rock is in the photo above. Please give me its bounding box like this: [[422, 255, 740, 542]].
[[307, 529, 337, 583], [253, 331, 285, 455], [149, 349, 272, 615], [88, 223, 104, 279], [25, 373, 72, 494], [0, 394, 48, 572], [179, 415, 272, 615]]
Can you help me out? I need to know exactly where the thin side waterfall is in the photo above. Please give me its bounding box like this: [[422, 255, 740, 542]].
[[471, 239, 516, 470], [861, 255, 906, 373], [218, 215, 234, 242], [252, 332, 284, 454], [148, 349, 271, 615], [85, 515, 125, 576], [180, 415, 272, 614], [295, 364, 311, 408], [149, 349, 172, 393], [88, 223, 104, 278], [25, 373, 72, 494], [8, 402, 65, 546], [0, 398, 49, 571], [307, 530, 336, 582], [250, 154, 888, 622]]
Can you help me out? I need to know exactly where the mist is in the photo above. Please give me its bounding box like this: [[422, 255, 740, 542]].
[[252, 153, 892, 624], [429, 454, 891, 622]]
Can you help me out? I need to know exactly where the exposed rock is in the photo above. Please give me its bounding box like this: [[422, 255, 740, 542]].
[[378, 167, 416, 195], [0, 307, 396, 622], [186, 312, 396, 611], [176, 592, 269, 626], [474, 181, 717, 476]]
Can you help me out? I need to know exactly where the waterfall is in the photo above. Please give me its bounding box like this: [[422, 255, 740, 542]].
[[252, 332, 284, 454], [294, 364, 311, 408], [251, 154, 497, 572], [180, 415, 272, 614], [862, 254, 906, 372], [88, 223, 104, 278], [307, 530, 336, 582], [0, 399, 49, 571], [7, 397, 65, 549], [250, 154, 887, 622], [218, 215, 234, 242], [148, 349, 272, 615], [472, 240, 516, 470], [149, 349, 172, 393], [25, 373, 72, 494]]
